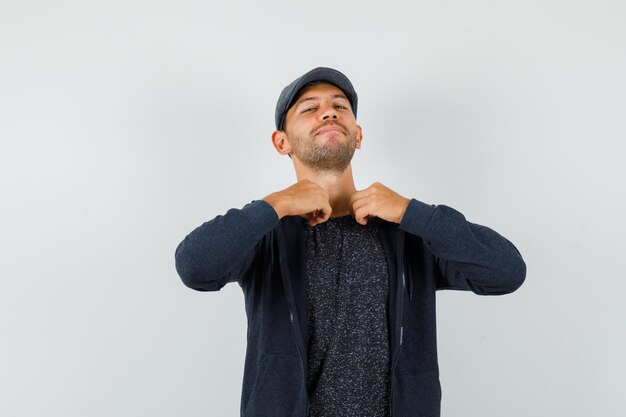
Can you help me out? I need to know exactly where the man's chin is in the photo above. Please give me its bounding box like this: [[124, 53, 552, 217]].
[[315, 134, 346, 145], [302, 153, 355, 174]]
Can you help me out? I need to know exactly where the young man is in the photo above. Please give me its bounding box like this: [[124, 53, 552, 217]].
[[175, 67, 526, 417]]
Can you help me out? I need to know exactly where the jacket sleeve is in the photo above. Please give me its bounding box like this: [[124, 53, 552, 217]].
[[399, 198, 526, 295], [174, 200, 280, 291]]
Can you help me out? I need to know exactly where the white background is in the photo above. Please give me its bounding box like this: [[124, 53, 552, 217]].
[[1, 0, 625, 416]]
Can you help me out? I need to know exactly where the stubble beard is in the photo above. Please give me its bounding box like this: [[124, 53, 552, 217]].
[[287, 126, 357, 174]]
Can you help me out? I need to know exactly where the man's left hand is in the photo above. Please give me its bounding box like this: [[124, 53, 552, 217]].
[[349, 182, 411, 225]]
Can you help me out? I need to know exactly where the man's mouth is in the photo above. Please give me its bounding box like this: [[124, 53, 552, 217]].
[[315, 124, 345, 136]]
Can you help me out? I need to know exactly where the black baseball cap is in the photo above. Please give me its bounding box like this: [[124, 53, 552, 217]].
[[274, 67, 358, 131]]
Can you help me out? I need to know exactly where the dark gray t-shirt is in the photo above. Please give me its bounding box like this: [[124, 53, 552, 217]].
[[305, 215, 390, 417]]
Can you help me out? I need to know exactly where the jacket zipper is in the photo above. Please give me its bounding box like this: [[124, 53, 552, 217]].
[[289, 308, 309, 416], [278, 244, 309, 417], [389, 238, 406, 417], [389, 228, 406, 417]]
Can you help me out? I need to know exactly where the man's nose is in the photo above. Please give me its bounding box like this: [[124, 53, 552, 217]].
[[320, 105, 338, 121]]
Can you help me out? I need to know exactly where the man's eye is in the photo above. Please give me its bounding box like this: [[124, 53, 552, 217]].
[[336, 105, 347, 110], [302, 107, 316, 113]]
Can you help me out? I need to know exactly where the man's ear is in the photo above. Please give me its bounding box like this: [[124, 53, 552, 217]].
[[271, 130, 292, 155], [355, 124, 363, 149]]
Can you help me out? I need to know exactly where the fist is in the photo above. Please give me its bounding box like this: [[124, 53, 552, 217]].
[[263, 179, 332, 226], [349, 182, 410, 225]]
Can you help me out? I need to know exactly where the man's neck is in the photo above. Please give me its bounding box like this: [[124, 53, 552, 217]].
[[294, 163, 357, 218]]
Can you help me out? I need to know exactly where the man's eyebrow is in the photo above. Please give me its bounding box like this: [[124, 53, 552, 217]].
[[294, 94, 349, 108]]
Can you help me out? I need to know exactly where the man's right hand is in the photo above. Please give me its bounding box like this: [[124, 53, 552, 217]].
[[263, 180, 332, 226]]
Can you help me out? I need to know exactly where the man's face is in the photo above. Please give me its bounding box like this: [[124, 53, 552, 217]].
[[282, 83, 361, 173]]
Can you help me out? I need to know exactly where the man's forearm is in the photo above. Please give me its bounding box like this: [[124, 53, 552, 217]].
[[175, 200, 279, 291]]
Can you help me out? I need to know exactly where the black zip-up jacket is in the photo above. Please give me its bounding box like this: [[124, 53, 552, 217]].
[[175, 198, 526, 417]]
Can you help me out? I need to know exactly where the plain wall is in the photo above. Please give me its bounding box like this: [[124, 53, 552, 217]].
[[1, 0, 624, 416]]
